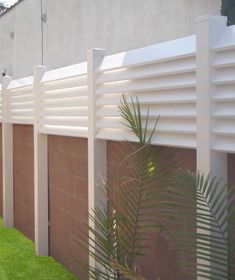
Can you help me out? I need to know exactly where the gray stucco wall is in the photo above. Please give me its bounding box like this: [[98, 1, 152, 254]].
[[0, 0, 221, 79]]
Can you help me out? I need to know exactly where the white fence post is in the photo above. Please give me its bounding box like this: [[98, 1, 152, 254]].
[[2, 75, 13, 228], [196, 15, 228, 178], [33, 65, 49, 255], [87, 49, 107, 272], [195, 15, 228, 279]]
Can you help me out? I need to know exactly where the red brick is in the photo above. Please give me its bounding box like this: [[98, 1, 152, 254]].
[[107, 140, 196, 280], [13, 124, 34, 241], [228, 153, 235, 185], [0, 125, 3, 217], [48, 135, 88, 279]]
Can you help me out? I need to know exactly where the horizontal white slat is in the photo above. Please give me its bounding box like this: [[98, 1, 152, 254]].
[[213, 84, 235, 98], [96, 57, 196, 84], [42, 117, 88, 127], [43, 87, 87, 99], [96, 128, 196, 148], [9, 109, 33, 116], [42, 107, 88, 117], [213, 103, 235, 116], [39, 64, 89, 134], [213, 49, 235, 68], [6, 117, 34, 125], [96, 117, 196, 131], [39, 126, 88, 138], [213, 96, 235, 102], [8, 86, 33, 94], [42, 62, 87, 83], [44, 97, 88, 108], [213, 129, 235, 136], [10, 93, 33, 102], [96, 103, 196, 117], [8, 76, 33, 90], [97, 125, 196, 135], [10, 101, 33, 110], [98, 35, 196, 71], [214, 118, 235, 131], [42, 76, 87, 91], [213, 25, 235, 52], [213, 77, 235, 85], [4, 77, 34, 125], [214, 68, 235, 83], [213, 135, 235, 153], [96, 75, 196, 95], [96, 90, 196, 106], [213, 112, 235, 119], [213, 61, 235, 69]]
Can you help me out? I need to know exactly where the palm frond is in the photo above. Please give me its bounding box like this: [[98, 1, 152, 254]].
[[77, 95, 234, 280], [119, 95, 159, 145], [159, 169, 234, 280], [77, 95, 178, 279]]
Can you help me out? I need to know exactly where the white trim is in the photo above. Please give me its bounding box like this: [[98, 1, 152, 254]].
[[34, 65, 49, 256], [2, 76, 14, 227], [87, 49, 107, 274]]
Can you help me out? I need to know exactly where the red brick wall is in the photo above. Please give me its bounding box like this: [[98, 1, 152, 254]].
[[48, 135, 88, 279], [228, 154, 235, 276], [107, 140, 196, 280], [228, 153, 235, 185], [0, 124, 2, 217], [13, 124, 34, 241]]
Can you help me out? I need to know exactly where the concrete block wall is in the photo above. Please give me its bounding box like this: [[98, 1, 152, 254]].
[[13, 124, 34, 241], [0, 0, 221, 79], [48, 135, 88, 279]]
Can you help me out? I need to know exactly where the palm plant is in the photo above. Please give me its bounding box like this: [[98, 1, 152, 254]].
[[159, 169, 235, 279], [78, 96, 178, 279], [78, 96, 235, 280]]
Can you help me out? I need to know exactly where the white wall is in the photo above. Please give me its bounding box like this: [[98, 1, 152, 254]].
[[0, 0, 42, 79], [0, 0, 221, 79]]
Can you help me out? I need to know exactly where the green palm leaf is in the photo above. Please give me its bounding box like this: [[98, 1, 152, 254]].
[[160, 169, 235, 279], [78, 96, 177, 279], [77, 95, 234, 280]]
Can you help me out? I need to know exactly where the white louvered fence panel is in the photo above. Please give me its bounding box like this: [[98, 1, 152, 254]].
[[212, 25, 235, 153], [95, 36, 197, 148], [39, 62, 88, 137], [6, 76, 34, 124]]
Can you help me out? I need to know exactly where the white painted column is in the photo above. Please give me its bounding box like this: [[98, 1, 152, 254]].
[[196, 15, 227, 178], [33, 65, 49, 255], [87, 49, 107, 271], [2, 76, 13, 228], [195, 15, 228, 279]]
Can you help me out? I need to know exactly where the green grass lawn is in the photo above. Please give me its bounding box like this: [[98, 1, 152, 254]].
[[0, 219, 78, 280]]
